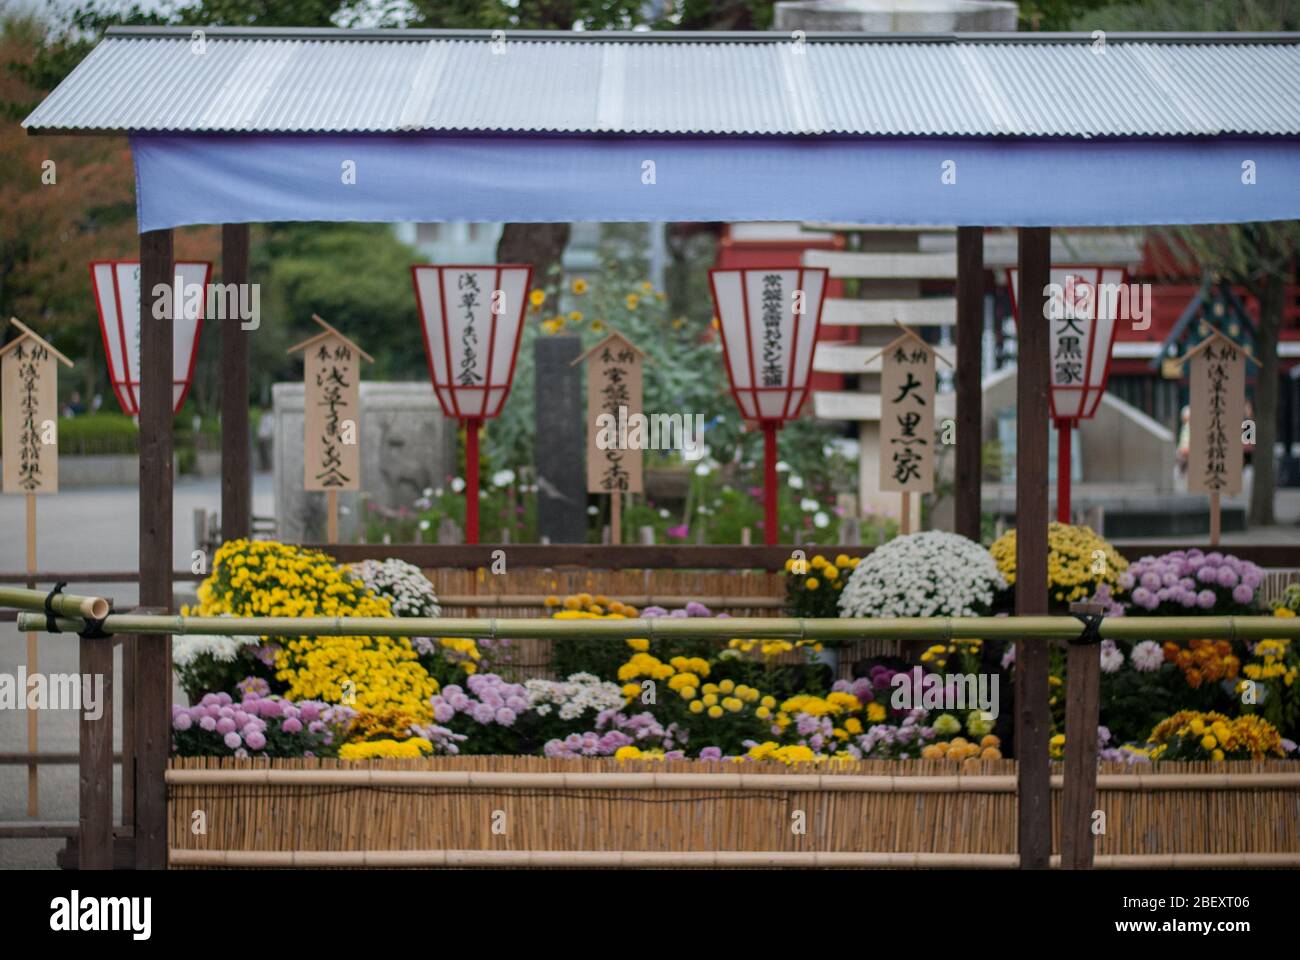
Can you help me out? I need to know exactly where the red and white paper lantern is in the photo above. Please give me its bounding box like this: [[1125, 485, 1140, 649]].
[[1007, 266, 1127, 423], [708, 267, 829, 422], [410, 264, 533, 420], [89, 260, 212, 415]]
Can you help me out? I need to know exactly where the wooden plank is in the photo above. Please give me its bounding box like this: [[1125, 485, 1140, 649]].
[[955, 226, 984, 543], [0, 570, 199, 583], [1015, 226, 1053, 870], [135, 227, 174, 871], [813, 341, 955, 374], [79, 634, 114, 869], [26, 493, 37, 816], [821, 297, 957, 327], [0, 753, 124, 764], [220, 223, 252, 541], [1061, 603, 1103, 870], [318, 544, 872, 572], [811, 390, 956, 422], [801, 249, 958, 279]]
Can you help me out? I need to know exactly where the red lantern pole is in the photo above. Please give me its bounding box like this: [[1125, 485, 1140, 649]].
[[465, 417, 481, 544], [763, 420, 779, 546], [1056, 418, 1072, 524]]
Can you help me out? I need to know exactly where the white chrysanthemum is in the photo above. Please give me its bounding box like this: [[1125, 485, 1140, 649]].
[[837, 531, 1005, 619], [172, 633, 257, 668], [525, 672, 624, 720], [350, 558, 441, 618]]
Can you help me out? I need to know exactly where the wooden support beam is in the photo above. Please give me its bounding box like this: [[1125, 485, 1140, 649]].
[[78, 634, 114, 869], [1061, 601, 1103, 869], [1015, 226, 1052, 870], [955, 226, 984, 543], [136, 228, 174, 870], [220, 223, 252, 542]]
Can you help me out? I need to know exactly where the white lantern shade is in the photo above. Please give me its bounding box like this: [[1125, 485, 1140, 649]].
[[708, 267, 828, 422], [411, 264, 533, 420], [89, 259, 211, 416], [1007, 266, 1126, 422]]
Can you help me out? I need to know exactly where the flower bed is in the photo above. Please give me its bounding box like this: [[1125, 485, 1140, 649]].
[[173, 539, 1299, 768]]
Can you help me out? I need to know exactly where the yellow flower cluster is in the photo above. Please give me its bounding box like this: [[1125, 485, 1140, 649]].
[[338, 737, 434, 760], [682, 678, 764, 719], [1148, 710, 1287, 760], [618, 652, 675, 682], [920, 638, 982, 670], [1242, 638, 1296, 687], [437, 636, 483, 675], [743, 742, 857, 765], [921, 735, 1001, 761], [545, 593, 639, 618], [784, 553, 860, 592], [614, 745, 667, 761], [727, 638, 824, 658], [191, 540, 438, 739], [990, 523, 1128, 604]]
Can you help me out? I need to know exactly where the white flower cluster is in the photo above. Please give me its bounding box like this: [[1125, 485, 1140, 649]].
[[350, 558, 441, 618], [173, 633, 257, 668], [837, 531, 1005, 619], [525, 672, 625, 720]]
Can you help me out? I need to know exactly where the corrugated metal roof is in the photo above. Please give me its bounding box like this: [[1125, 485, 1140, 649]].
[[23, 27, 1300, 137]]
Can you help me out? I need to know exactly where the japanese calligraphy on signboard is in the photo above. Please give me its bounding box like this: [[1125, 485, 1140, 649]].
[[879, 333, 936, 494], [1187, 333, 1245, 498], [578, 331, 644, 495], [2, 320, 72, 495], [288, 316, 372, 493]]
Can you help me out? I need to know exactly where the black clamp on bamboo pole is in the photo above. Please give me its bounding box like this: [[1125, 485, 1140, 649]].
[[1061, 600, 1105, 870]]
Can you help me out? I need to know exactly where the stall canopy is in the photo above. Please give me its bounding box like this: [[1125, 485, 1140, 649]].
[[21, 27, 1300, 231]]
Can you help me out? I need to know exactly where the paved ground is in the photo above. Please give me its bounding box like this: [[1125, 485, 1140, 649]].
[[0, 475, 272, 869]]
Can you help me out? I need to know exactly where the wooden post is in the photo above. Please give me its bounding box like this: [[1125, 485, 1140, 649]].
[[78, 633, 114, 869], [1015, 226, 1052, 870], [326, 489, 339, 544], [1210, 490, 1221, 545], [899, 492, 912, 535], [25, 492, 37, 816], [955, 226, 984, 542], [611, 493, 622, 545], [220, 223, 252, 542], [1061, 600, 1103, 870], [135, 227, 174, 870]]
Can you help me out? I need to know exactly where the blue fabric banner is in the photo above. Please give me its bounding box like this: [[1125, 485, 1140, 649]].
[[131, 133, 1300, 231]]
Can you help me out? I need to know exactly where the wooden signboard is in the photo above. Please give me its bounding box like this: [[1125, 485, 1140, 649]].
[[1184, 331, 1249, 544], [1, 317, 73, 817], [874, 325, 946, 535], [2, 319, 70, 494], [574, 330, 645, 544], [287, 315, 372, 541]]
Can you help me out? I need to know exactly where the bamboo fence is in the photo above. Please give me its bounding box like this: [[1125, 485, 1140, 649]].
[[166, 756, 1300, 867]]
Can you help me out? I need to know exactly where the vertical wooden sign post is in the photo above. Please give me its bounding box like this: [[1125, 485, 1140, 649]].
[[2, 317, 73, 816], [574, 331, 645, 545], [1183, 331, 1249, 546], [288, 315, 372, 543], [875, 323, 946, 535]]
